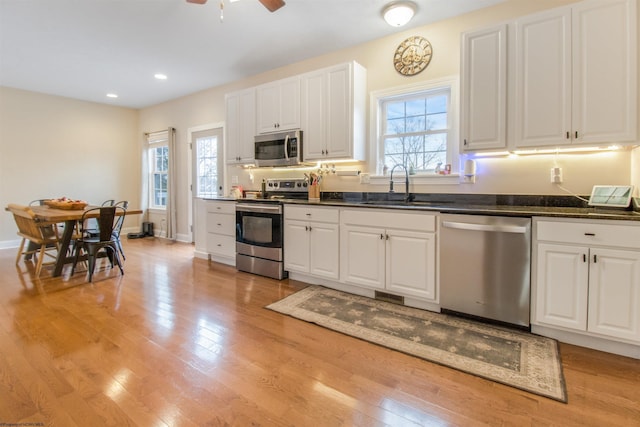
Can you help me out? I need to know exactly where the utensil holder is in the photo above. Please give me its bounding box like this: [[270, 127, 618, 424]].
[[308, 184, 320, 202]]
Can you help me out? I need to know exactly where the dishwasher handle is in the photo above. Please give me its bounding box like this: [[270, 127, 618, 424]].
[[441, 220, 528, 234]]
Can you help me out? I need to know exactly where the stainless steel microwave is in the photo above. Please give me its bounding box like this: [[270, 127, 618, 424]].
[[254, 130, 303, 167]]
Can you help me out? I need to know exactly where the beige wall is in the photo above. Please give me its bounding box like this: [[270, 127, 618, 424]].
[[0, 87, 140, 244], [2, 0, 637, 244]]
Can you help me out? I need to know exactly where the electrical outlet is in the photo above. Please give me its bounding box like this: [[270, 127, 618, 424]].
[[550, 167, 563, 184], [359, 173, 370, 184]]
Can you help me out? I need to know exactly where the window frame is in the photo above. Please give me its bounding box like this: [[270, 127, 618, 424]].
[[147, 132, 169, 210], [369, 76, 460, 185]]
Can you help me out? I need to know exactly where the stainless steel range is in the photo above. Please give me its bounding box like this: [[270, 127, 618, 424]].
[[235, 178, 308, 279]]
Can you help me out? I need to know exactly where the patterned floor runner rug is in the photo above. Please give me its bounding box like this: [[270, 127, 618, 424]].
[[267, 285, 567, 402]]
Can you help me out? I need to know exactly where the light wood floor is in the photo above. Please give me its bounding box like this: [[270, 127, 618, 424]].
[[0, 237, 638, 426]]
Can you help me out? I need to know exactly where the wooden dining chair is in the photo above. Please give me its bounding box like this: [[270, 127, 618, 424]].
[[71, 206, 124, 282], [6, 204, 60, 277]]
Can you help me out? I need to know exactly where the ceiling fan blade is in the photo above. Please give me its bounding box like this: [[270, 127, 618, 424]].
[[259, 0, 285, 12], [186, 0, 208, 4]]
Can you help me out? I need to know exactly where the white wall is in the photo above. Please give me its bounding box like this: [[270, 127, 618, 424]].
[[0, 87, 140, 244]]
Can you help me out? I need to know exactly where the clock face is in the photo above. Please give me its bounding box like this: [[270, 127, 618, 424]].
[[394, 36, 432, 76]]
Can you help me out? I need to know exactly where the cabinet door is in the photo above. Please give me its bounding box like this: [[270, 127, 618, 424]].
[[301, 70, 326, 160], [284, 220, 310, 273], [386, 230, 436, 301], [256, 82, 281, 134], [534, 243, 589, 330], [225, 89, 256, 163], [514, 8, 572, 148], [588, 248, 640, 342], [460, 24, 507, 151], [278, 76, 301, 131], [572, 0, 637, 144], [309, 222, 339, 280], [325, 64, 351, 158], [340, 225, 385, 289]]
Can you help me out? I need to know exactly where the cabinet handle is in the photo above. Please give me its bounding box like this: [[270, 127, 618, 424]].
[[385, 234, 389, 240], [380, 233, 384, 240], [575, 131, 578, 139], [463, 139, 468, 146], [306, 213, 311, 216], [217, 223, 222, 226], [305, 226, 308, 231], [566, 131, 570, 139], [593, 254, 597, 263], [584, 232, 595, 236], [217, 244, 221, 247], [308, 226, 312, 232], [583, 254, 587, 263]]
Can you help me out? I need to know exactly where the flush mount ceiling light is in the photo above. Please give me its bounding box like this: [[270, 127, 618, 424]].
[[382, 1, 417, 27], [154, 73, 168, 80], [106, 93, 118, 98]]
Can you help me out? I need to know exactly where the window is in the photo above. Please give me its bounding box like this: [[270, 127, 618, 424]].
[[147, 131, 169, 209], [193, 127, 223, 198], [373, 77, 458, 177]]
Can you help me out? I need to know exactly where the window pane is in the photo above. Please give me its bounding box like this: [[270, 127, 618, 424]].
[[406, 99, 426, 116], [406, 115, 426, 132], [427, 113, 447, 130], [384, 137, 405, 155], [196, 136, 219, 197], [427, 95, 447, 114], [384, 153, 405, 169], [386, 117, 405, 134], [386, 101, 405, 119]]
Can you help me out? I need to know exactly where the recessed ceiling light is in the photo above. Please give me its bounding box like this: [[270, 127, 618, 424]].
[[154, 73, 168, 80], [106, 93, 118, 98]]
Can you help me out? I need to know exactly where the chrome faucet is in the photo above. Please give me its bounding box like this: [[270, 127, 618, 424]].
[[389, 164, 412, 203]]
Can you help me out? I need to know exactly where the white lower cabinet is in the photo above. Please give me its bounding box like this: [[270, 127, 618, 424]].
[[284, 205, 339, 280], [340, 209, 437, 302], [533, 218, 640, 344]]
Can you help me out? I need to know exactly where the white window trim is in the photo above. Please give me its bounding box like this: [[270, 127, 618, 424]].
[[368, 75, 460, 185], [148, 132, 169, 211]]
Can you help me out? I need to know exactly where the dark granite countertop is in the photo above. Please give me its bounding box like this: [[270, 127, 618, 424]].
[[203, 193, 640, 221]]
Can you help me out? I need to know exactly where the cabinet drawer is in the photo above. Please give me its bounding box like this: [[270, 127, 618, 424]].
[[341, 209, 436, 232], [206, 212, 235, 236], [284, 204, 339, 223], [207, 233, 236, 257], [206, 201, 235, 215], [536, 219, 640, 249]]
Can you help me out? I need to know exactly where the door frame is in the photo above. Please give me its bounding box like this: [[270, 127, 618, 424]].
[[187, 122, 224, 243]]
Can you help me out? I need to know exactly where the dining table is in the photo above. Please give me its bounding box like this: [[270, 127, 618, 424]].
[[25, 204, 143, 277]]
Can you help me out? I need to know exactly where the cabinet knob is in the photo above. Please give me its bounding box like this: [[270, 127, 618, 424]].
[[463, 139, 468, 146], [380, 233, 384, 239], [385, 234, 389, 240]]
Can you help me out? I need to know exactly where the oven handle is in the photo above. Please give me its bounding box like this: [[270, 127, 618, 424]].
[[236, 204, 282, 214]]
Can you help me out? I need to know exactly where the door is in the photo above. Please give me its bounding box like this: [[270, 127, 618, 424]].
[[535, 242, 589, 330], [309, 222, 339, 280], [386, 229, 436, 301], [284, 220, 310, 273], [301, 70, 326, 160], [460, 24, 507, 151], [514, 8, 571, 148], [588, 248, 640, 342], [340, 224, 385, 289], [325, 64, 351, 158], [572, 0, 637, 144], [190, 124, 224, 244], [225, 89, 256, 163]]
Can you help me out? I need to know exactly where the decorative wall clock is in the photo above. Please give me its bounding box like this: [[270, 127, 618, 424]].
[[393, 36, 432, 76]]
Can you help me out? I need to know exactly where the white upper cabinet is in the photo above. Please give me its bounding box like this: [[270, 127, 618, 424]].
[[225, 88, 256, 164], [301, 61, 367, 161], [460, 24, 508, 152], [514, 0, 637, 148], [256, 76, 301, 134]]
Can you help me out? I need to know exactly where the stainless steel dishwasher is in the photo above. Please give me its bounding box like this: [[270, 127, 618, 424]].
[[439, 214, 531, 328]]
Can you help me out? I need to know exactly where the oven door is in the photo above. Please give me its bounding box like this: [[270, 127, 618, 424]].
[[236, 204, 283, 249]]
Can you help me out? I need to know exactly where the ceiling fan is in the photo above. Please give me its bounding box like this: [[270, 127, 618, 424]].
[[186, 0, 286, 13]]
